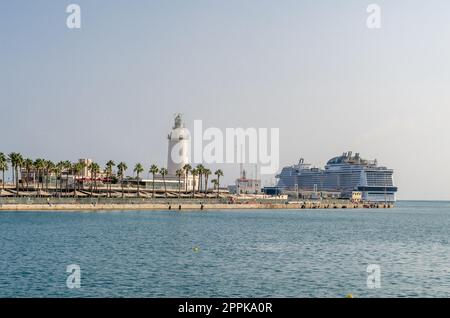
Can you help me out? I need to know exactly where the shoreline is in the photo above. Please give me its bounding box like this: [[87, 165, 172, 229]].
[[0, 202, 394, 211]]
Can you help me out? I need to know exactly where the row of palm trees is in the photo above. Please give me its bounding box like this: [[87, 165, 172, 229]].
[[131, 162, 223, 199], [0, 152, 224, 199], [0, 153, 96, 195]]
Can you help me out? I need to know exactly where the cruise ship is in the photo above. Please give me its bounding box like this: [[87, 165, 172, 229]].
[[276, 152, 397, 202]]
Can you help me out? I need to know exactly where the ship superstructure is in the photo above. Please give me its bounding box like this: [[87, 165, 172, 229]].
[[276, 152, 397, 202]]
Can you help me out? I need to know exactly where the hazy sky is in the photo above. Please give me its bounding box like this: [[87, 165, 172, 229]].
[[1, 1, 450, 200]]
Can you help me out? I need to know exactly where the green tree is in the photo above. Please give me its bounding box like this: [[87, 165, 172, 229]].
[[63, 160, 72, 194], [105, 160, 115, 198], [203, 168, 211, 198], [160, 167, 168, 198], [117, 162, 127, 199], [9, 153, 23, 195], [56, 161, 65, 196], [16, 154, 24, 195], [214, 169, 223, 198], [45, 160, 55, 191], [149, 164, 159, 199], [34, 159, 45, 191], [191, 168, 198, 198], [196, 164, 205, 193], [7, 153, 16, 190], [24, 158, 34, 192], [211, 179, 218, 193], [0, 153, 8, 190], [89, 162, 100, 197], [72, 162, 84, 194], [183, 164, 192, 193], [134, 163, 144, 197], [175, 169, 184, 199]]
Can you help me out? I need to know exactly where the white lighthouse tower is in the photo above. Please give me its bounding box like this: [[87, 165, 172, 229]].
[[167, 114, 190, 175]]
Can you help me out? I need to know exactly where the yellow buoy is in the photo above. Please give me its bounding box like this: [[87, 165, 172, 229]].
[[345, 293, 354, 298], [192, 246, 200, 252]]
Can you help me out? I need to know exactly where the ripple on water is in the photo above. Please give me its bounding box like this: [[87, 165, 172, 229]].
[[0, 202, 449, 297]]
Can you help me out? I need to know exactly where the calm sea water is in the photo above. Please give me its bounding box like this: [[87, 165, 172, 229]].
[[0, 201, 449, 298]]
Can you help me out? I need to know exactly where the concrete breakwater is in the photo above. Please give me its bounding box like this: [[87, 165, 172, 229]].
[[0, 197, 394, 211]]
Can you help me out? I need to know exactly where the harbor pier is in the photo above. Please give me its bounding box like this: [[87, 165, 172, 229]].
[[0, 197, 394, 211]]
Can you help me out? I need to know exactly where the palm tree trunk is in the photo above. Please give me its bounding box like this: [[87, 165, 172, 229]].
[[163, 176, 167, 198], [16, 166, 19, 195], [121, 176, 124, 199], [137, 173, 140, 197], [25, 169, 29, 192], [204, 176, 209, 198], [66, 172, 69, 195], [108, 172, 111, 198], [152, 174, 155, 198], [60, 173, 63, 198], [178, 177, 181, 199], [11, 165, 15, 190], [217, 176, 220, 198]]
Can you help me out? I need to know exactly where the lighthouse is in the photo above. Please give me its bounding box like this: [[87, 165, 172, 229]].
[[167, 114, 190, 175]]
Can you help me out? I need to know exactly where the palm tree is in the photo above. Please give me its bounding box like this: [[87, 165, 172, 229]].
[[63, 161, 72, 194], [149, 164, 159, 198], [0, 153, 8, 190], [24, 158, 34, 192], [117, 162, 127, 198], [45, 160, 55, 191], [211, 179, 218, 193], [175, 169, 183, 199], [7, 153, 17, 190], [72, 162, 83, 194], [79, 161, 87, 190], [214, 169, 223, 198], [42, 160, 49, 191], [134, 163, 144, 197], [160, 168, 168, 198], [8, 153, 23, 195], [88, 162, 94, 197], [34, 159, 45, 191], [56, 161, 65, 196], [191, 168, 198, 198], [183, 164, 192, 194], [16, 154, 24, 195], [196, 164, 205, 193], [89, 162, 100, 196], [203, 168, 211, 198], [105, 160, 115, 198]]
